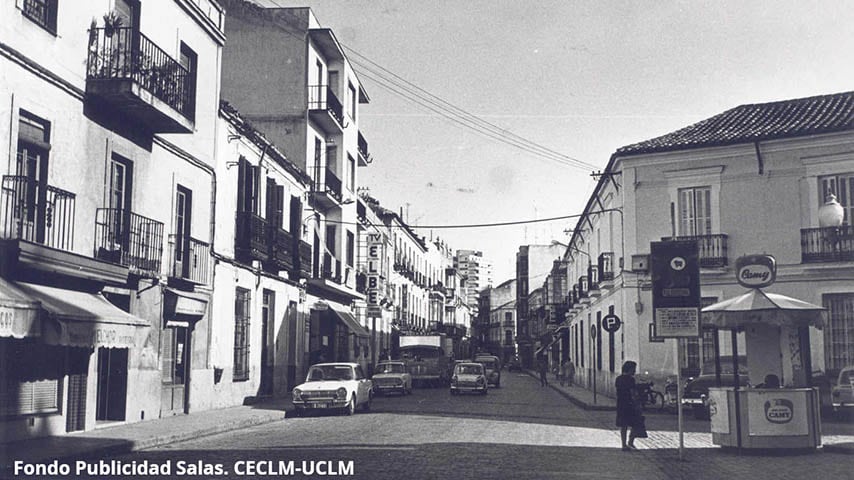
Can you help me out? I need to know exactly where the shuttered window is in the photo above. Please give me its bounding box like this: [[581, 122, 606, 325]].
[[678, 186, 712, 236], [0, 342, 61, 416], [819, 174, 854, 226], [823, 293, 854, 375]]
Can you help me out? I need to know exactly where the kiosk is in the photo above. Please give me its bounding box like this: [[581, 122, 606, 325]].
[[701, 255, 826, 451]]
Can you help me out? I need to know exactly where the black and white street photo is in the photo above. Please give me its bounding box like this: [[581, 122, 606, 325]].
[[1, 1, 853, 479]]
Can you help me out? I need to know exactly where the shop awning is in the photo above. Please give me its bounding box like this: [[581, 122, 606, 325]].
[[701, 288, 827, 329], [164, 287, 209, 323], [0, 277, 41, 339], [328, 304, 370, 337], [16, 282, 149, 348]]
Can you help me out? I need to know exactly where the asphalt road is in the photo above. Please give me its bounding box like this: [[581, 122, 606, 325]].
[[67, 372, 854, 480]]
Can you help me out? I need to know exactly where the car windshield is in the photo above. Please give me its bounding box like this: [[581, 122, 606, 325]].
[[479, 360, 497, 369], [841, 370, 852, 384], [307, 366, 354, 382], [456, 365, 482, 375], [377, 363, 406, 374]]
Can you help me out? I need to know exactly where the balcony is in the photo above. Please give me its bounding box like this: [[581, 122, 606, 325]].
[[86, 27, 194, 134], [578, 276, 589, 304], [297, 240, 312, 279], [598, 252, 615, 288], [1, 174, 76, 252], [321, 252, 342, 284], [167, 234, 210, 285], [801, 226, 854, 263], [235, 211, 269, 263], [357, 131, 370, 166], [270, 227, 295, 272], [307, 85, 344, 133], [95, 208, 164, 277], [587, 264, 600, 297], [664, 234, 729, 268], [309, 167, 344, 210]]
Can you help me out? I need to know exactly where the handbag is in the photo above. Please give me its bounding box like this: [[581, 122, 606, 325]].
[[632, 414, 649, 439]]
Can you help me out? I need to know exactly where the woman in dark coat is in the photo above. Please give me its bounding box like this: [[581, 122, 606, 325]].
[[615, 360, 639, 451]]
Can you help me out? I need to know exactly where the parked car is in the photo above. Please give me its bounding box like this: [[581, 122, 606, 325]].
[[682, 357, 749, 420], [505, 356, 522, 372], [831, 366, 854, 414], [450, 362, 488, 395], [291, 363, 372, 416], [474, 354, 501, 387], [372, 361, 412, 396]]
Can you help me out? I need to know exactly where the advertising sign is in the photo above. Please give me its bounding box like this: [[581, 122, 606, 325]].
[[651, 240, 700, 338], [366, 233, 384, 317], [747, 390, 809, 436], [709, 388, 730, 434], [735, 254, 776, 289]]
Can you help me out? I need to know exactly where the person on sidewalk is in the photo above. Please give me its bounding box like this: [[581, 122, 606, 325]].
[[537, 354, 549, 387], [616, 360, 640, 451], [566, 359, 575, 387], [558, 359, 567, 386]]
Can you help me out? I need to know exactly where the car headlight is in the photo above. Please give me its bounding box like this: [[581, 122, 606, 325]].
[[336, 387, 348, 399], [292, 388, 302, 401], [451, 375, 458, 384]]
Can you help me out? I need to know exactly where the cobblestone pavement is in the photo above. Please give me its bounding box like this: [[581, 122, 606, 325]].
[[4, 371, 853, 479]]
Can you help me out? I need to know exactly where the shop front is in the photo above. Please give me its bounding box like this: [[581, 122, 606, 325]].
[[160, 288, 208, 416]]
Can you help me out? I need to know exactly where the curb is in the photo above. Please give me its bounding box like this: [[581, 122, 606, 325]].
[[525, 370, 616, 411], [822, 443, 854, 455]]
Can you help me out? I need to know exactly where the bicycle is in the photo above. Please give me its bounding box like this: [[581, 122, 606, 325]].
[[635, 381, 666, 411]]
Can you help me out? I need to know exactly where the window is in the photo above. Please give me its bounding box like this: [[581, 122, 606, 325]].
[[14, 112, 51, 242], [819, 173, 854, 225], [21, 0, 57, 34], [0, 342, 62, 416], [823, 293, 854, 375], [346, 230, 355, 267], [236, 157, 259, 214], [179, 42, 197, 120], [347, 154, 356, 191], [233, 288, 251, 381], [678, 186, 712, 236], [348, 82, 357, 121]]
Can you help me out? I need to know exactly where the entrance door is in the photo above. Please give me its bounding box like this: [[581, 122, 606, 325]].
[[96, 347, 128, 422], [259, 290, 275, 396], [161, 326, 189, 415], [66, 348, 89, 432]]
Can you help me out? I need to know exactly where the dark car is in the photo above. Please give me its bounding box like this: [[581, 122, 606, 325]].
[[505, 356, 522, 372], [682, 357, 748, 419]]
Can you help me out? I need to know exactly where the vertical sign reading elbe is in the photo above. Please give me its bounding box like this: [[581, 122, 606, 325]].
[[366, 233, 384, 317], [651, 240, 700, 338]]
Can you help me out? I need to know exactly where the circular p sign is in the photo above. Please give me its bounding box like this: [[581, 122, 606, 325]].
[[602, 313, 622, 333]]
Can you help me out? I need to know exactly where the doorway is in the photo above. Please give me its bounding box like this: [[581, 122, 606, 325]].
[[160, 325, 190, 415], [95, 347, 128, 422], [259, 290, 275, 396]]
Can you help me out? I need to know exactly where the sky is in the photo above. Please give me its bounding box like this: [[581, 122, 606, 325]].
[[257, 0, 854, 282]]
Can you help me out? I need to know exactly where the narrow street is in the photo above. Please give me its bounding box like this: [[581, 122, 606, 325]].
[[67, 372, 854, 480]]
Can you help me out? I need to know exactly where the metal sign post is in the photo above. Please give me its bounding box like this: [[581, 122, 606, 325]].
[[590, 324, 597, 404], [675, 339, 684, 462]]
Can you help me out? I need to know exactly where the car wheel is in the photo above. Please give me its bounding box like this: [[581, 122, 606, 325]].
[[345, 395, 356, 416], [482, 388, 488, 395], [450, 389, 457, 395], [363, 393, 372, 412], [406, 384, 412, 395], [291, 407, 303, 418]]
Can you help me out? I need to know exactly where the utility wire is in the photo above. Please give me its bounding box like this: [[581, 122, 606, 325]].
[[321, 211, 610, 230]]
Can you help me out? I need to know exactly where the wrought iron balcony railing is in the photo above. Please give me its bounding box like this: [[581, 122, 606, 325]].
[[801, 226, 854, 263], [235, 210, 269, 263], [357, 130, 370, 165], [270, 226, 295, 271], [664, 234, 729, 267], [168, 234, 210, 284], [87, 27, 193, 121], [95, 208, 164, 276], [297, 240, 312, 278], [598, 252, 615, 282], [321, 252, 342, 283], [1, 174, 76, 251], [307, 85, 344, 131]]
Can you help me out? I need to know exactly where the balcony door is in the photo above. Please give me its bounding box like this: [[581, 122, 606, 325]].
[[14, 112, 50, 244], [115, 0, 140, 31], [107, 155, 133, 258], [174, 185, 192, 279], [677, 186, 712, 236]]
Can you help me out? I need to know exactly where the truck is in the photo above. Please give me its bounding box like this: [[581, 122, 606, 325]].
[[399, 334, 450, 387]]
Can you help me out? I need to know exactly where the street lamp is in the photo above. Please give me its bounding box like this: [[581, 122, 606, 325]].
[[819, 193, 845, 259]]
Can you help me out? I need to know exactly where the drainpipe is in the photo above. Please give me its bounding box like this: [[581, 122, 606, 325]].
[[754, 141, 764, 175]]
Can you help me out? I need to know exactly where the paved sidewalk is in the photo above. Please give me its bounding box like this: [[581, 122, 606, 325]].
[[1, 399, 287, 470], [526, 369, 617, 411]]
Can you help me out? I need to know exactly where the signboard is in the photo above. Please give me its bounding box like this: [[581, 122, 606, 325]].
[[736, 254, 776, 289], [709, 388, 730, 434], [602, 313, 621, 333], [747, 390, 809, 436], [0, 306, 40, 339], [651, 240, 700, 338], [366, 233, 384, 317]]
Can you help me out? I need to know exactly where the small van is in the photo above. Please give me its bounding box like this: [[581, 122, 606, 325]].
[[474, 354, 501, 388]]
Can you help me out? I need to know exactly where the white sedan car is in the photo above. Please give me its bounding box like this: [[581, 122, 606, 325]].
[[291, 363, 373, 416], [450, 362, 488, 395]]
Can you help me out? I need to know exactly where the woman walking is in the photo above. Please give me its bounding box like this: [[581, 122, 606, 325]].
[[615, 360, 639, 451]]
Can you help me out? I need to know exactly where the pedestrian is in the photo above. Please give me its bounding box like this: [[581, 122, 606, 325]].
[[537, 354, 549, 387], [616, 360, 640, 451], [566, 359, 575, 387]]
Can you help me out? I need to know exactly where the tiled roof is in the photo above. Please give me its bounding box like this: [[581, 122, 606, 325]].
[[616, 91, 854, 156]]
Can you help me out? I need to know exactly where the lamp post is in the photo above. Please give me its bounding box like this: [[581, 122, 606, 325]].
[[818, 193, 845, 260]]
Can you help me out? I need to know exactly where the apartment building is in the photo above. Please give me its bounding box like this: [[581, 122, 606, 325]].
[[454, 249, 493, 313], [0, 0, 225, 439], [477, 279, 517, 362], [219, 1, 371, 368], [561, 91, 854, 397]]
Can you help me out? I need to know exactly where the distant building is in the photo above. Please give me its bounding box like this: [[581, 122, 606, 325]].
[[515, 242, 565, 367], [455, 249, 493, 312]]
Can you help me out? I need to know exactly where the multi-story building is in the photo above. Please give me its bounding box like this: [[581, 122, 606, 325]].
[[356, 195, 394, 370], [220, 1, 371, 369], [562, 91, 854, 397], [206, 101, 313, 408], [515, 242, 565, 367], [455, 249, 493, 312], [0, 0, 225, 439], [487, 279, 517, 362]]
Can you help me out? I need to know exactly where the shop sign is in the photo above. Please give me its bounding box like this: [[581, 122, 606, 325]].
[[0, 306, 40, 338], [651, 240, 700, 338], [747, 390, 808, 436], [366, 233, 384, 317], [736, 254, 776, 289]]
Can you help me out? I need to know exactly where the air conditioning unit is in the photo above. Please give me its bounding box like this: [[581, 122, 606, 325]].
[[630, 254, 649, 273]]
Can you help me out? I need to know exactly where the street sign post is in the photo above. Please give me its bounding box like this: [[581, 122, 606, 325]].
[[602, 313, 621, 333]]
